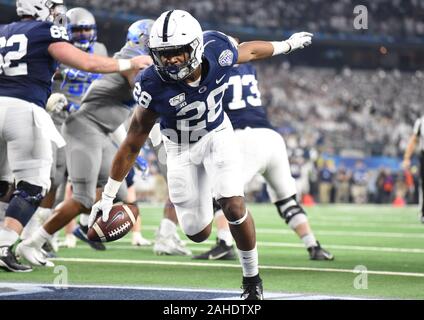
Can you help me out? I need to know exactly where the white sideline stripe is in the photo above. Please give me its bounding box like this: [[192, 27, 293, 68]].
[[64, 240, 424, 254], [50, 257, 424, 278], [308, 221, 424, 230]]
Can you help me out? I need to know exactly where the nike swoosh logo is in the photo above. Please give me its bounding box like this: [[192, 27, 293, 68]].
[[216, 75, 225, 84], [215, 127, 226, 133], [35, 258, 46, 266], [208, 252, 228, 260], [106, 211, 124, 228]]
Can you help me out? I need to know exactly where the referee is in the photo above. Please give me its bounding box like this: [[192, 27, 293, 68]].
[[403, 115, 424, 223]]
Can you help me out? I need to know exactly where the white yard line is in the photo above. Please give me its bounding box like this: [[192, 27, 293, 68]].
[[62, 240, 424, 254], [50, 257, 424, 278], [139, 225, 424, 239]]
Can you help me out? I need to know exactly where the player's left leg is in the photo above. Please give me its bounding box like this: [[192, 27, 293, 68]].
[[205, 117, 263, 300], [0, 101, 56, 271], [192, 200, 236, 260], [262, 129, 334, 260]]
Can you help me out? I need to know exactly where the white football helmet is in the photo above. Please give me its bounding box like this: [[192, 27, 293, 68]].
[[16, 0, 63, 21], [149, 10, 204, 82]]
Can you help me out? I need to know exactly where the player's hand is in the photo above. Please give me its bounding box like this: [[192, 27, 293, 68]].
[[65, 102, 80, 113], [134, 156, 149, 179], [285, 32, 313, 52], [130, 55, 153, 70], [402, 159, 411, 170], [88, 193, 115, 228], [46, 93, 68, 113]]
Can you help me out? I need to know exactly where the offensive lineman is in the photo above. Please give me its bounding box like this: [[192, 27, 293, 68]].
[[193, 63, 334, 261], [21, 7, 108, 252]]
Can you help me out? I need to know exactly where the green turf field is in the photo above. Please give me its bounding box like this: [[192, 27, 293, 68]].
[[1, 204, 424, 299]]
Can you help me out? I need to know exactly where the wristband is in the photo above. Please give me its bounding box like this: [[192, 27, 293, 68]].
[[271, 41, 291, 55], [103, 177, 122, 198], [118, 59, 132, 72]]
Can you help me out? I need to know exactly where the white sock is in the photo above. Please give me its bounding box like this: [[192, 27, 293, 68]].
[[158, 218, 176, 238], [30, 227, 53, 249], [0, 227, 19, 247], [132, 231, 141, 240], [217, 229, 233, 246], [238, 246, 259, 277], [79, 214, 89, 227], [301, 233, 317, 248], [36, 207, 53, 224]]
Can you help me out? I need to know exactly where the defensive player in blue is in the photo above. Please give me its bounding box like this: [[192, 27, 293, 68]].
[[89, 10, 313, 299], [193, 62, 334, 261], [0, 0, 151, 272]]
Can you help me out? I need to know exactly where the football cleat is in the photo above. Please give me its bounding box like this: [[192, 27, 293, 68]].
[[58, 233, 77, 248], [73, 224, 106, 251], [132, 233, 152, 247], [41, 242, 57, 258], [241, 277, 264, 300], [420, 214, 424, 224], [16, 242, 54, 267], [192, 238, 236, 260], [0, 246, 32, 272], [308, 241, 334, 261], [153, 233, 192, 256]]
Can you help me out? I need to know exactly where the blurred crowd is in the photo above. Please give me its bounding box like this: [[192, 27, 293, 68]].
[[245, 157, 420, 205], [256, 62, 423, 158], [67, 0, 424, 38]]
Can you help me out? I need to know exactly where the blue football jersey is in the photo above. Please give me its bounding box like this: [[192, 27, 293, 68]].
[[222, 63, 273, 130], [0, 20, 69, 107], [133, 31, 238, 143]]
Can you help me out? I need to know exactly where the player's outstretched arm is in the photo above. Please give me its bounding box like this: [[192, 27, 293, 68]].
[[88, 107, 159, 227], [48, 41, 152, 73], [110, 107, 158, 182], [237, 32, 313, 63]]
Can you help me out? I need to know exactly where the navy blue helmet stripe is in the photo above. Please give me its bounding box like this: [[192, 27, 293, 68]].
[[162, 10, 174, 42]]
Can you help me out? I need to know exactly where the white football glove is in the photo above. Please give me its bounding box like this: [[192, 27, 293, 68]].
[[46, 93, 68, 113], [285, 32, 313, 53], [88, 193, 115, 228]]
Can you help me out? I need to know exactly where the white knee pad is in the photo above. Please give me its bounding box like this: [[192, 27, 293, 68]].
[[287, 213, 308, 230]]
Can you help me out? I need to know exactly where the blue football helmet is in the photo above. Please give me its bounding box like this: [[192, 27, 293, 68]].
[[126, 19, 154, 55]]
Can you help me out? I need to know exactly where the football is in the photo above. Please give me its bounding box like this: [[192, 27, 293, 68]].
[[87, 204, 139, 242]]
